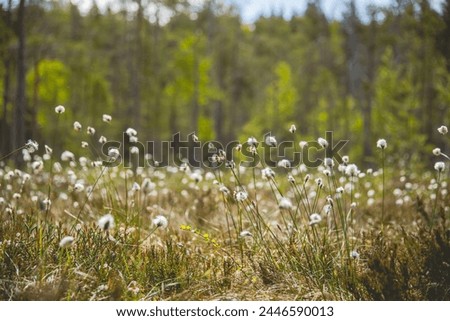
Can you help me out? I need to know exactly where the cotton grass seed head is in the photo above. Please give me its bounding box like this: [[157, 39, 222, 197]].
[[247, 137, 258, 147], [126, 128, 137, 137], [435, 161, 445, 172], [309, 213, 322, 226], [61, 150, 75, 162], [102, 114, 112, 123], [262, 167, 275, 180], [265, 135, 277, 147], [433, 148, 441, 156], [277, 159, 291, 168], [73, 121, 82, 131], [59, 236, 74, 248], [299, 141, 308, 149], [152, 215, 168, 229], [108, 148, 120, 160], [377, 138, 387, 149], [55, 105, 65, 114], [318, 137, 328, 149], [99, 136, 107, 144], [25, 139, 39, 153], [438, 125, 448, 135], [345, 164, 359, 177], [98, 214, 115, 231], [240, 230, 253, 238], [279, 197, 293, 210], [324, 157, 334, 168], [235, 190, 248, 202], [289, 124, 296, 133], [87, 126, 96, 136], [350, 250, 360, 259]]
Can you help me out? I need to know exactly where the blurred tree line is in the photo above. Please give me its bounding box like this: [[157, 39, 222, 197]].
[[0, 0, 449, 167]]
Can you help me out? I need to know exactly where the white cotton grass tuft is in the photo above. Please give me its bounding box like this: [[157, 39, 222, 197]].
[[247, 137, 258, 147], [265, 135, 277, 147], [102, 114, 112, 123], [98, 213, 115, 231], [433, 148, 441, 156], [261, 167, 275, 180], [61, 150, 75, 162], [324, 157, 334, 168], [299, 141, 308, 149], [130, 146, 139, 154], [45, 145, 53, 155], [87, 126, 96, 136], [81, 141, 89, 148], [318, 137, 328, 149], [309, 213, 322, 226], [73, 121, 82, 131], [235, 190, 248, 202], [289, 124, 296, 134], [108, 148, 120, 160], [279, 197, 293, 210], [98, 136, 107, 144], [152, 215, 168, 229], [59, 236, 75, 248], [377, 138, 387, 149], [25, 139, 39, 153], [438, 125, 448, 135], [126, 128, 138, 137], [434, 161, 445, 172], [350, 250, 360, 259], [345, 164, 359, 177], [240, 230, 253, 238], [277, 159, 291, 168], [55, 105, 65, 114]]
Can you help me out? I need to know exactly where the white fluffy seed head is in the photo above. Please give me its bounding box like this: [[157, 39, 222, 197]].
[[289, 124, 296, 134], [73, 121, 82, 131], [262, 167, 275, 180], [98, 214, 114, 231], [108, 148, 120, 160], [98, 136, 107, 144], [350, 250, 360, 259], [309, 213, 322, 226], [345, 164, 359, 177], [240, 230, 253, 238], [433, 148, 441, 156], [318, 137, 328, 149], [87, 126, 96, 136], [55, 105, 65, 114], [235, 190, 248, 202], [299, 141, 308, 149], [435, 161, 445, 172], [26, 139, 39, 153], [126, 128, 137, 137], [59, 236, 74, 248], [247, 137, 258, 147], [102, 114, 112, 123], [438, 125, 448, 135], [279, 197, 293, 210], [61, 150, 75, 162], [152, 215, 168, 229], [265, 135, 277, 147], [377, 138, 387, 149]]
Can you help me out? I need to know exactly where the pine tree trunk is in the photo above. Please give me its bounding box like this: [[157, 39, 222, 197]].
[[13, 0, 26, 165]]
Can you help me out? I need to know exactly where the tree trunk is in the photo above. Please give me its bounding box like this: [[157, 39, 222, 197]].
[[1, 0, 13, 156], [13, 0, 26, 164]]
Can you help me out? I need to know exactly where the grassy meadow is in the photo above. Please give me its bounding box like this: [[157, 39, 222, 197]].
[[0, 110, 449, 301]]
